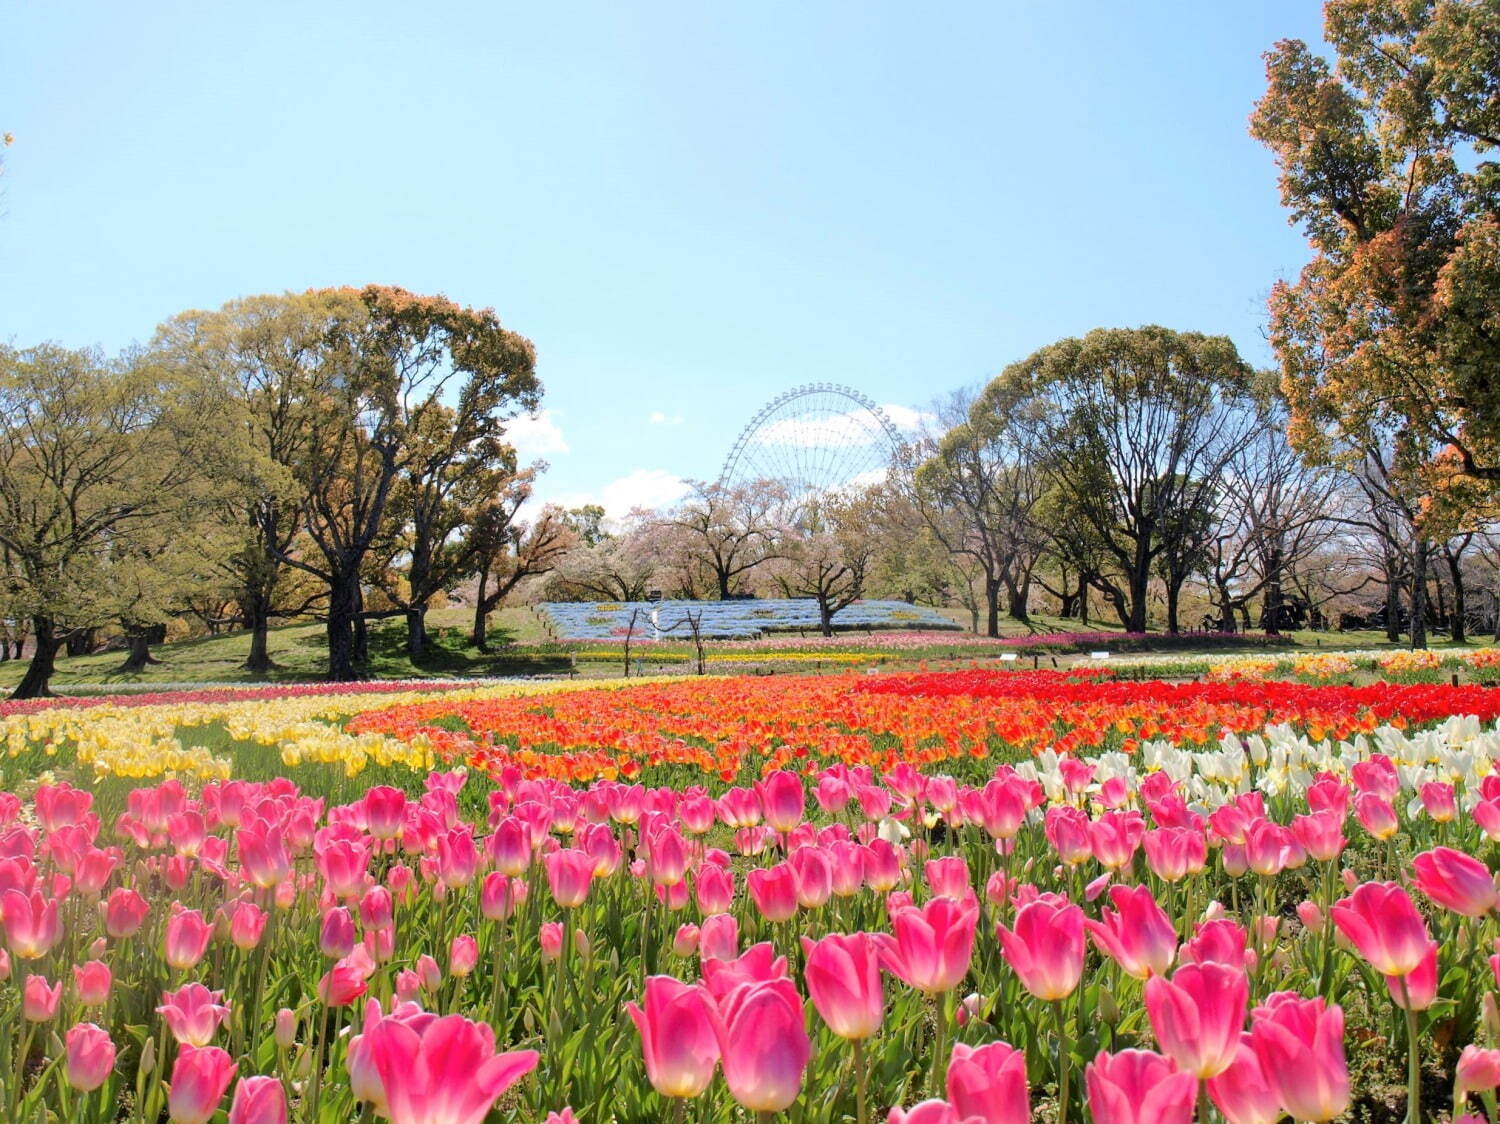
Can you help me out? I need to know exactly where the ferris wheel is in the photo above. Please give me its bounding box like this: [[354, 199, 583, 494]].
[[718, 383, 906, 500]]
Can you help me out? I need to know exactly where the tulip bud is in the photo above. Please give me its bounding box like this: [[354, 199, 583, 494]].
[[1202, 900, 1227, 923], [1484, 992, 1500, 1044], [139, 1035, 157, 1076], [274, 1008, 296, 1050], [1296, 900, 1325, 931], [1098, 987, 1120, 1026], [955, 992, 983, 1028], [673, 924, 700, 958]]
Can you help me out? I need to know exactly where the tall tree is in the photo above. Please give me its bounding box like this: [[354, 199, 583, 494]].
[[973, 326, 1258, 633], [0, 345, 223, 697], [658, 480, 786, 599], [771, 490, 880, 637], [280, 286, 538, 680], [1251, 0, 1500, 498]]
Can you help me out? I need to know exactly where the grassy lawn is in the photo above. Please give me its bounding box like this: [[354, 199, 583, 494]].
[[0, 599, 1490, 693]]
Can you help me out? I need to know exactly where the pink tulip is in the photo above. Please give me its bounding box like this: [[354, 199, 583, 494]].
[[1248, 992, 1350, 1122], [480, 872, 526, 921], [887, 1100, 975, 1123], [363, 786, 408, 840], [544, 848, 595, 908], [1330, 881, 1431, 977], [713, 978, 812, 1113], [368, 1012, 538, 1124], [1457, 1045, 1500, 1094], [1181, 918, 1251, 969], [699, 913, 739, 961], [450, 934, 478, 977], [1420, 781, 1458, 822], [1207, 1037, 1281, 1124], [695, 864, 735, 914], [1291, 810, 1346, 863], [1354, 793, 1399, 840], [875, 897, 978, 995], [65, 1022, 115, 1092], [228, 1074, 288, 1124], [226, 901, 268, 951], [104, 886, 150, 938], [702, 942, 789, 1001], [1044, 806, 1092, 865], [158, 983, 232, 1046], [924, 856, 973, 903], [626, 975, 721, 1098], [1084, 1049, 1196, 1124], [946, 1040, 1029, 1123], [757, 770, 806, 834], [319, 946, 377, 1007], [168, 1044, 237, 1124], [236, 825, 291, 889], [1145, 961, 1247, 1078], [1411, 847, 1498, 917], [1142, 827, 1206, 882], [74, 960, 112, 1006], [646, 827, 690, 888], [802, 932, 884, 1040], [1385, 941, 1438, 1011], [165, 907, 213, 971], [2, 888, 62, 959], [1088, 809, 1145, 870], [1086, 884, 1177, 980], [996, 898, 1085, 1001], [23, 974, 61, 1021], [747, 863, 799, 923], [790, 846, 833, 908], [320, 907, 356, 958], [539, 922, 563, 961]]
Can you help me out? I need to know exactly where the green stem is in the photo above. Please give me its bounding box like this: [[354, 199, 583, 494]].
[[1400, 979, 1420, 1124], [853, 1037, 870, 1124], [929, 993, 951, 1097], [1198, 1080, 1212, 1122], [1053, 997, 1071, 1124]]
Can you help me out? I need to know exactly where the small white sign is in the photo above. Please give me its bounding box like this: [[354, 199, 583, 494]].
[[1000, 653, 1018, 662], [1089, 651, 1111, 660]]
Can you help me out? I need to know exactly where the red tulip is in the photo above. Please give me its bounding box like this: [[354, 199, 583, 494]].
[[1145, 961, 1247, 1077], [996, 898, 1085, 1001], [1411, 847, 1498, 917], [368, 1012, 538, 1124], [1084, 1049, 1196, 1124], [802, 932, 884, 1040], [625, 975, 721, 1099], [946, 1040, 1029, 1123], [713, 978, 812, 1113], [875, 897, 978, 995], [168, 1044, 237, 1124], [1248, 992, 1349, 1122], [64, 1022, 115, 1092], [1330, 881, 1430, 977]]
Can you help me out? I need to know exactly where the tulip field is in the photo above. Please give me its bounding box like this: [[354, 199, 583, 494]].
[[4, 670, 1500, 1122]]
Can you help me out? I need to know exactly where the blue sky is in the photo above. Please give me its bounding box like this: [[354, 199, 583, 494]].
[[2, 1, 1323, 516]]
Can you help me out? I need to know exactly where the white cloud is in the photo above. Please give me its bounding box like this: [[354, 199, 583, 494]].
[[505, 409, 569, 458], [647, 410, 684, 426], [544, 469, 693, 523], [751, 403, 933, 448]]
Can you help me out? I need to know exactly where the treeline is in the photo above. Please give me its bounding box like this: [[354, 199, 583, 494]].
[[0, 287, 571, 698]]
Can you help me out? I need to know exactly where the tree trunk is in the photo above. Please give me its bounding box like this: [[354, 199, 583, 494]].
[[1384, 567, 1403, 643], [352, 585, 369, 675], [1126, 557, 1150, 633], [1165, 573, 1182, 635], [1447, 549, 1467, 644], [984, 577, 1001, 638], [1005, 576, 1029, 623], [326, 575, 360, 681], [1262, 545, 1285, 636], [717, 570, 732, 600], [65, 628, 95, 658], [1410, 540, 1429, 650], [405, 607, 428, 660], [243, 588, 274, 674], [818, 598, 834, 639], [116, 631, 162, 673], [12, 617, 59, 699]]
